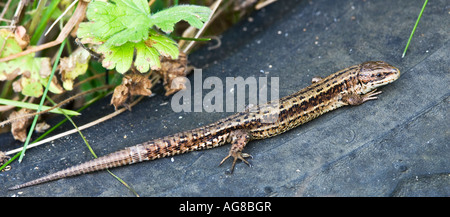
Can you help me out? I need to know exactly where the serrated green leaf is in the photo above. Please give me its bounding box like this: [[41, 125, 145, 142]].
[[135, 42, 160, 72], [97, 42, 134, 74], [76, 22, 105, 44], [150, 5, 211, 33], [84, 1, 125, 40], [77, 1, 211, 73], [79, 0, 152, 47], [96, 32, 179, 74], [148, 30, 179, 59]]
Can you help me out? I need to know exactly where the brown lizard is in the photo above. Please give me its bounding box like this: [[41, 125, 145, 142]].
[[9, 61, 400, 190]]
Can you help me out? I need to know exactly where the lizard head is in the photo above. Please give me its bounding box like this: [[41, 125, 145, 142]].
[[357, 61, 400, 94]]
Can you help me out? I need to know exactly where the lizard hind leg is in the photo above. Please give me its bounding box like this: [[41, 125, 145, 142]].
[[219, 129, 252, 174]]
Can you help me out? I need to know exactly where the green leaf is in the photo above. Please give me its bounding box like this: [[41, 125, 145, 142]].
[[133, 30, 179, 72], [0, 29, 63, 97], [134, 41, 160, 72], [97, 42, 135, 74], [148, 29, 179, 59], [97, 32, 178, 74], [81, 0, 152, 47], [0, 30, 22, 57], [21, 80, 42, 97], [150, 5, 211, 33], [77, 1, 211, 73], [40, 75, 64, 94], [76, 22, 105, 44]]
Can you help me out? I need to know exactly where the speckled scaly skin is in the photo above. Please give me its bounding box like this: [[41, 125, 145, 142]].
[[10, 61, 400, 190]]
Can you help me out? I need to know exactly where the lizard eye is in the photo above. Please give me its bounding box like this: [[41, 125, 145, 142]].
[[376, 73, 382, 77]]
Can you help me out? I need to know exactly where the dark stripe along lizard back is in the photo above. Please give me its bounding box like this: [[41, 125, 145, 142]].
[[10, 61, 400, 190]]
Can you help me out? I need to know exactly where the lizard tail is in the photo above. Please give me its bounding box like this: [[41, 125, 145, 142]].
[[9, 148, 135, 190], [10, 123, 231, 190]]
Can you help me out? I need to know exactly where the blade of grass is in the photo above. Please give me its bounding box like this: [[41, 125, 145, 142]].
[[18, 38, 66, 163], [29, 0, 61, 45], [2, 92, 139, 196], [33, 93, 109, 143], [0, 98, 80, 115], [170, 36, 211, 41], [402, 0, 428, 58], [46, 96, 97, 157], [1, 150, 21, 171], [105, 171, 139, 196], [0, 92, 108, 172], [0, 80, 13, 98], [28, 0, 48, 35], [45, 96, 139, 196]]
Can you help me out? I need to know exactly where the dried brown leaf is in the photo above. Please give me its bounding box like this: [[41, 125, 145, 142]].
[[156, 52, 188, 96], [0, 151, 9, 165], [9, 108, 32, 142], [14, 26, 30, 49], [35, 122, 50, 133], [111, 81, 129, 110], [110, 73, 153, 110]]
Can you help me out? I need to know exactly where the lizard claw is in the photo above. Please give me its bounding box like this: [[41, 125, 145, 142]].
[[362, 89, 382, 103], [219, 152, 252, 174]]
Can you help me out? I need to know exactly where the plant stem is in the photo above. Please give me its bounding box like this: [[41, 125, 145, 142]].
[[402, 0, 428, 58]]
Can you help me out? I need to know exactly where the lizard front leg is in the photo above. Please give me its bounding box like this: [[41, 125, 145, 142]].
[[342, 89, 382, 106], [219, 129, 252, 173]]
